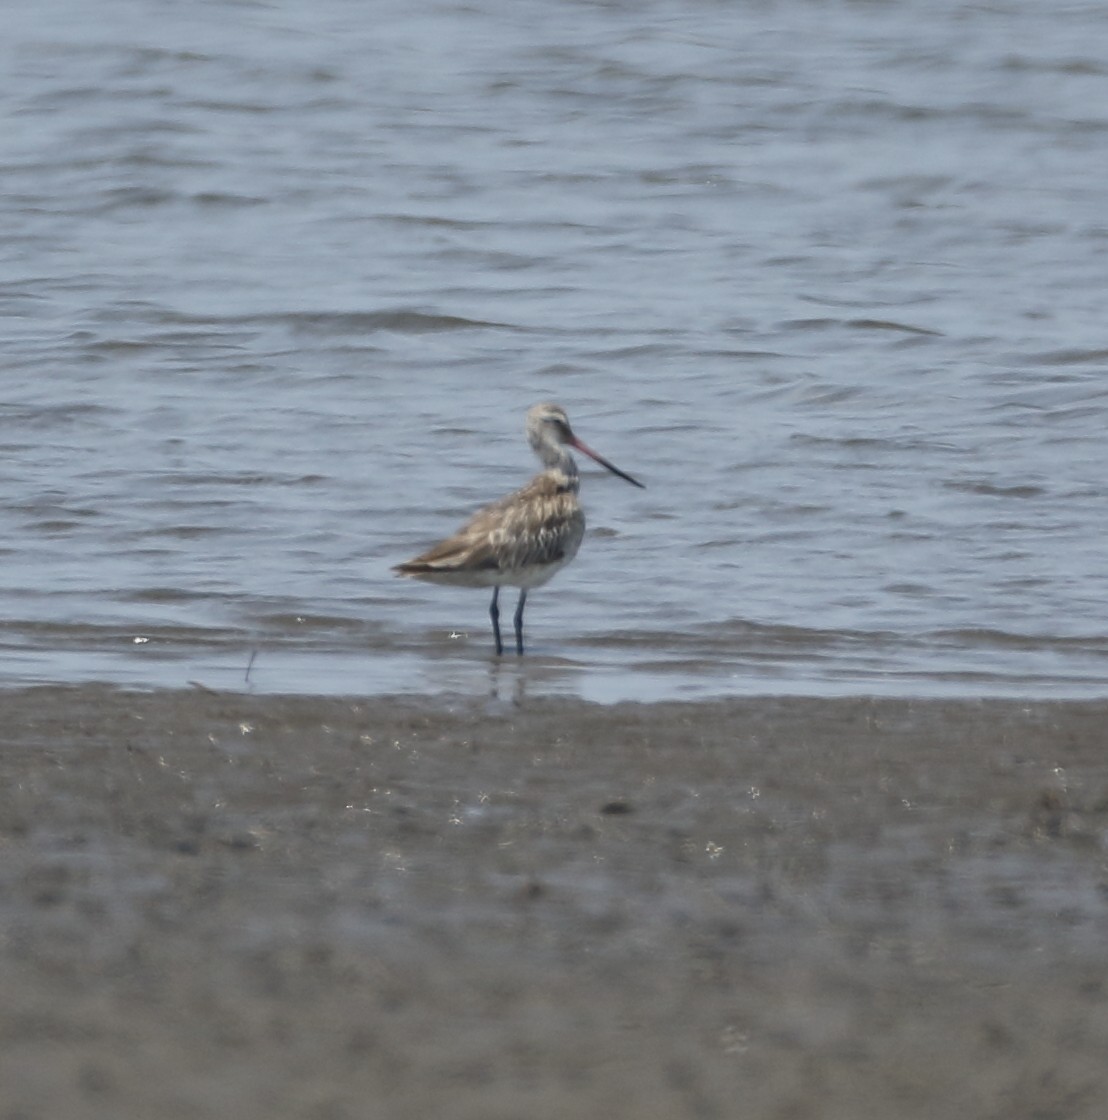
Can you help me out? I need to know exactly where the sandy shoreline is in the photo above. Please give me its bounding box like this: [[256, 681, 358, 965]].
[[2, 685, 1107, 1118]]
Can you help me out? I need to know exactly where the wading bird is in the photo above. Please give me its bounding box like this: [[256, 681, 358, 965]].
[[394, 402, 644, 655]]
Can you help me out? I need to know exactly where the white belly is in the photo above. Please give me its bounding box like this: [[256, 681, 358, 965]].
[[502, 557, 571, 590]]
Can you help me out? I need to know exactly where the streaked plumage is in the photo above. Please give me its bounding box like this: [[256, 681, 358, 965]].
[[394, 402, 643, 655]]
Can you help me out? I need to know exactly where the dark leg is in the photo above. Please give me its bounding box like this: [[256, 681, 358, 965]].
[[513, 589, 527, 655], [489, 587, 503, 656]]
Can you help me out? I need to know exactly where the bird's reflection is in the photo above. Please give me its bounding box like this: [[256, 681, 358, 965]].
[[487, 656, 529, 706]]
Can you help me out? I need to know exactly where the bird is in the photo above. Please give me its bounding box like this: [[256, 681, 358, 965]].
[[394, 402, 644, 655]]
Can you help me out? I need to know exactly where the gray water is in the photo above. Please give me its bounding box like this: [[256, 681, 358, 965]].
[[3, 0, 1107, 701]]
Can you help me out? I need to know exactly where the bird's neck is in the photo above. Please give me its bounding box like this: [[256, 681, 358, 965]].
[[537, 441, 578, 478], [537, 445, 580, 493]]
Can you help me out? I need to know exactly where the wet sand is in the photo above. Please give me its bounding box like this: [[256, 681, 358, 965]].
[[2, 685, 1107, 1119]]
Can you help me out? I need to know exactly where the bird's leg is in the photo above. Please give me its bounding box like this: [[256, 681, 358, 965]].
[[513, 590, 527, 655], [489, 586, 503, 656]]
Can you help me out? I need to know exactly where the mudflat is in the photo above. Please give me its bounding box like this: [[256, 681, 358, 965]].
[[2, 685, 1106, 1119]]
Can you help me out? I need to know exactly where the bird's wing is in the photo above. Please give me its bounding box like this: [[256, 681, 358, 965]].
[[395, 474, 582, 575]]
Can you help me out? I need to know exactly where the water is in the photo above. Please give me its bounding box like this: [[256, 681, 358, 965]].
[[3, 0, 1108, 701]]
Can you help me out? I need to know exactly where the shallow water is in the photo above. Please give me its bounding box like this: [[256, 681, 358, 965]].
[[3, 0, 1108, 700]]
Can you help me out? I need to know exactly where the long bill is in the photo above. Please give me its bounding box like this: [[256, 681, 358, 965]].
[[569, 437, 645, 489]]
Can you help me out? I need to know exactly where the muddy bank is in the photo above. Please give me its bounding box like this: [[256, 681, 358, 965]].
[[1, 686, 1107, 1119]]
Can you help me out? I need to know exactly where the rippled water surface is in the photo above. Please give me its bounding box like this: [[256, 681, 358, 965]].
[[3, 0, 1107, 700]]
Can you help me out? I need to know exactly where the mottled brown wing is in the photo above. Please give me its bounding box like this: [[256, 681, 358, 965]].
[[395, 473, 583, 576]]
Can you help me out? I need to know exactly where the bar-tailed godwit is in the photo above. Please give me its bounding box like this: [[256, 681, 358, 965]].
[[394, 402, 644, 655]]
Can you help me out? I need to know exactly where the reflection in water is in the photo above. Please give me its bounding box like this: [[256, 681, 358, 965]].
[[487, 658, 522, 707]]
